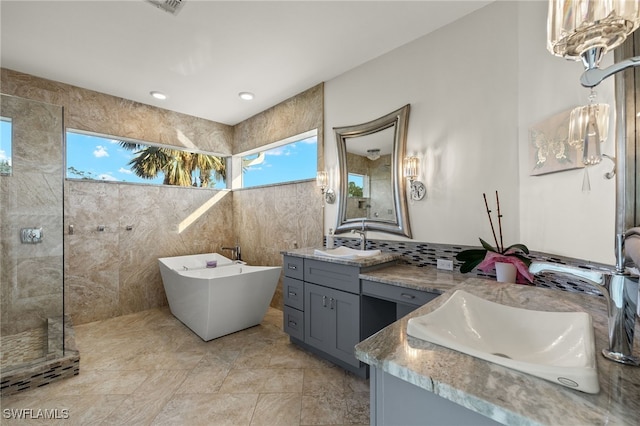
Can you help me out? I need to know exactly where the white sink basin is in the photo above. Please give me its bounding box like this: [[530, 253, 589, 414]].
[[407, 290, 599, 394], [313, 246, 381, 259]]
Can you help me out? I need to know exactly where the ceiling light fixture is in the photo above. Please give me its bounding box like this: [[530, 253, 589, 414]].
[[366, 149, 381, 161], [150, 91, 167, 100], [239, 92, 255, 101]]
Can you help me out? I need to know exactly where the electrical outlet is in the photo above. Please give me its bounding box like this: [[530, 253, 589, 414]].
[[436, 259, 453, 271]]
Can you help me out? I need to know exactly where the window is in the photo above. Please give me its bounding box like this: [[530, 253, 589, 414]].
[[66, 130, 227, 188], [0, 118, 12, 175], [348, 173, 370, 198], [240, 130, 317, 188]]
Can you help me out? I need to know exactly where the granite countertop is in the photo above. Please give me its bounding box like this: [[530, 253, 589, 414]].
[[281, 247, 401, 268], [355, 278, 640, 426], [359, 263, 466, 294]]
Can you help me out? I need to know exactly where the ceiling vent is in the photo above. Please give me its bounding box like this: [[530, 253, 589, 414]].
[[146, 0, 185, 16]]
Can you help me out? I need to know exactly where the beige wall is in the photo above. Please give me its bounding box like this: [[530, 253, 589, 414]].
[[232, 84, 324, 309], [64, 181, 234, 324], [234, 181, 323, 309], [1, 69, 234, 155], [1, 94, 64, 355], [1, 69, 324, 324]]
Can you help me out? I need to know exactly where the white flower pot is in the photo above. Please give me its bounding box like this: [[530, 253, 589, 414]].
[[495, 262, 517, 283]]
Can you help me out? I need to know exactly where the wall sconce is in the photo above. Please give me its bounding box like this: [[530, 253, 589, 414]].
[[547, 0, 634, 191], [568, 90, 609, 166], [316, 170, 335, 204], [568, 89, 616, 191], [547, 0, 640, 88], [403, 156, 426, 201]]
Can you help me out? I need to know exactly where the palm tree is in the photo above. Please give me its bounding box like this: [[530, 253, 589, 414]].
[[119, 142, 225, 187]]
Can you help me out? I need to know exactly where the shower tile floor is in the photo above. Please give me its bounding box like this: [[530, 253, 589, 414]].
[[1, 307, 369, 425]]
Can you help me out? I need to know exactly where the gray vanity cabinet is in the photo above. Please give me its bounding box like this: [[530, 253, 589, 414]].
[[283, 256, 305, 341], [304, 282, 360, 368], [282, 254, 419, 377], [282, 255, 369, 376]]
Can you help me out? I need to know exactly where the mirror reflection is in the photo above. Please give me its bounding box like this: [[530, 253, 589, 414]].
[[344, 125, 395, 222], [335, 104, 411, 238]]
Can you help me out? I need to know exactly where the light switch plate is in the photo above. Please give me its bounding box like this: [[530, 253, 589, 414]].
[[21, 227, 43, 244]]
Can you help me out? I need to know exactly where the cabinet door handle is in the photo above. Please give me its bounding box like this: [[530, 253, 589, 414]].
[[288, 291, 297, 297], [288, 320, 297, 327], [330, 298, 335, 310], [288, 264, 297, 270], [401, 293, 416, 300], [322, 296, 327, 307]]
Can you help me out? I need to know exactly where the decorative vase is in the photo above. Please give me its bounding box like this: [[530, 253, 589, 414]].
[[495, 262, 517, 283]]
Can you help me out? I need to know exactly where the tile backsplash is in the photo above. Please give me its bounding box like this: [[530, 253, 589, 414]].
[[331, 236, 611, 297]]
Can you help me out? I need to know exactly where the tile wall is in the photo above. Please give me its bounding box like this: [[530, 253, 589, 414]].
[[1, 68, 325, 324]]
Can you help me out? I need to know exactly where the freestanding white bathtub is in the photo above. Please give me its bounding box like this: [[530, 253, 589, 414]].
[[158, 253, 281, 341]]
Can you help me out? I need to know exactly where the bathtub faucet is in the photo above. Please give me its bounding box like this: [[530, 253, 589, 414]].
[[529, 261, 639, 366], [222, 243, 242, 262]]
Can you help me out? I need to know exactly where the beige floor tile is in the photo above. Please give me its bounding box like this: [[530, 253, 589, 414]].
[[151, 393, 259, 426], [269, 343, 335, 369], [39, 369, 150, 396], [303, 368, 346, 395], [219, 368, 304, 394], [0, 394, 126, 425], [100, 370, 189, 425], [176, 366, 231, 394], [2, 307, 371, 425], [344, 372, 369, 393], [300, 392, 346, 425], [193, 347, 240, 370], [344, 391, 370, 424], [250, 392, 302, 425]]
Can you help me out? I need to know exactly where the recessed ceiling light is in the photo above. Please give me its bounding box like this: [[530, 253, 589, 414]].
[[239, 92, 254, 101], [150, 91, 167, 100]]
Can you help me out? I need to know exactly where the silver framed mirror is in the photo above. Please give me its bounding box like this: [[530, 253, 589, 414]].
[[334, 104, 411, 238]]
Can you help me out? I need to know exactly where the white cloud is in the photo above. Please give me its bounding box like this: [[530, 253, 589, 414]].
[[93, 145, 109, 158], [109, 139, 120, 144], [98, 173, 117, 181], [118, 167, 132, 174], [266, 147, 291, 156]]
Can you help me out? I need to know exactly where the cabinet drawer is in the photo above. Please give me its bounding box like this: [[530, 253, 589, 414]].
[[283, 305, 304, 341], [283, 256, 304, 280], [284, 277, 304, 311], [304, 259, 359, 293], [362, 280, 437, 307]]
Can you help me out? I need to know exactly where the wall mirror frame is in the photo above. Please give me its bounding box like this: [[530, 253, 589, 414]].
[[335, 104, 412, 238], [615, 31, 639, 238]]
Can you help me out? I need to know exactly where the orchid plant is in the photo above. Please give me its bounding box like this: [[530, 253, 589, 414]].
[[455, 192, 533, 283]]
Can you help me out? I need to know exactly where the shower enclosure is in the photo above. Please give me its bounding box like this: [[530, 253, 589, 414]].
[[0, 94, 78, 396]]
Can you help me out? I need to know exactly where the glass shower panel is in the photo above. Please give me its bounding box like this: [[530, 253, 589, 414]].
[[0, 94, 64, 372]]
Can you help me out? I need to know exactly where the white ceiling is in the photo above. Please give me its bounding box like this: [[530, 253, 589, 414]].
[[0, 1, 491, 126]]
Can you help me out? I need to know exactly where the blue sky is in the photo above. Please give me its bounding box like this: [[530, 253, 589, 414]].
[[242, 135, 317, 187], [66, 131, 317, 188], [0, 119, 11, 168], [66, 132, 166, 185]]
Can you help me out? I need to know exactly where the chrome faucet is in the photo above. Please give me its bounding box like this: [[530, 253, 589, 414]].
[[529, 256, 639, 366], [351, 220, 367, 250], [221, 242, 242, 262]]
